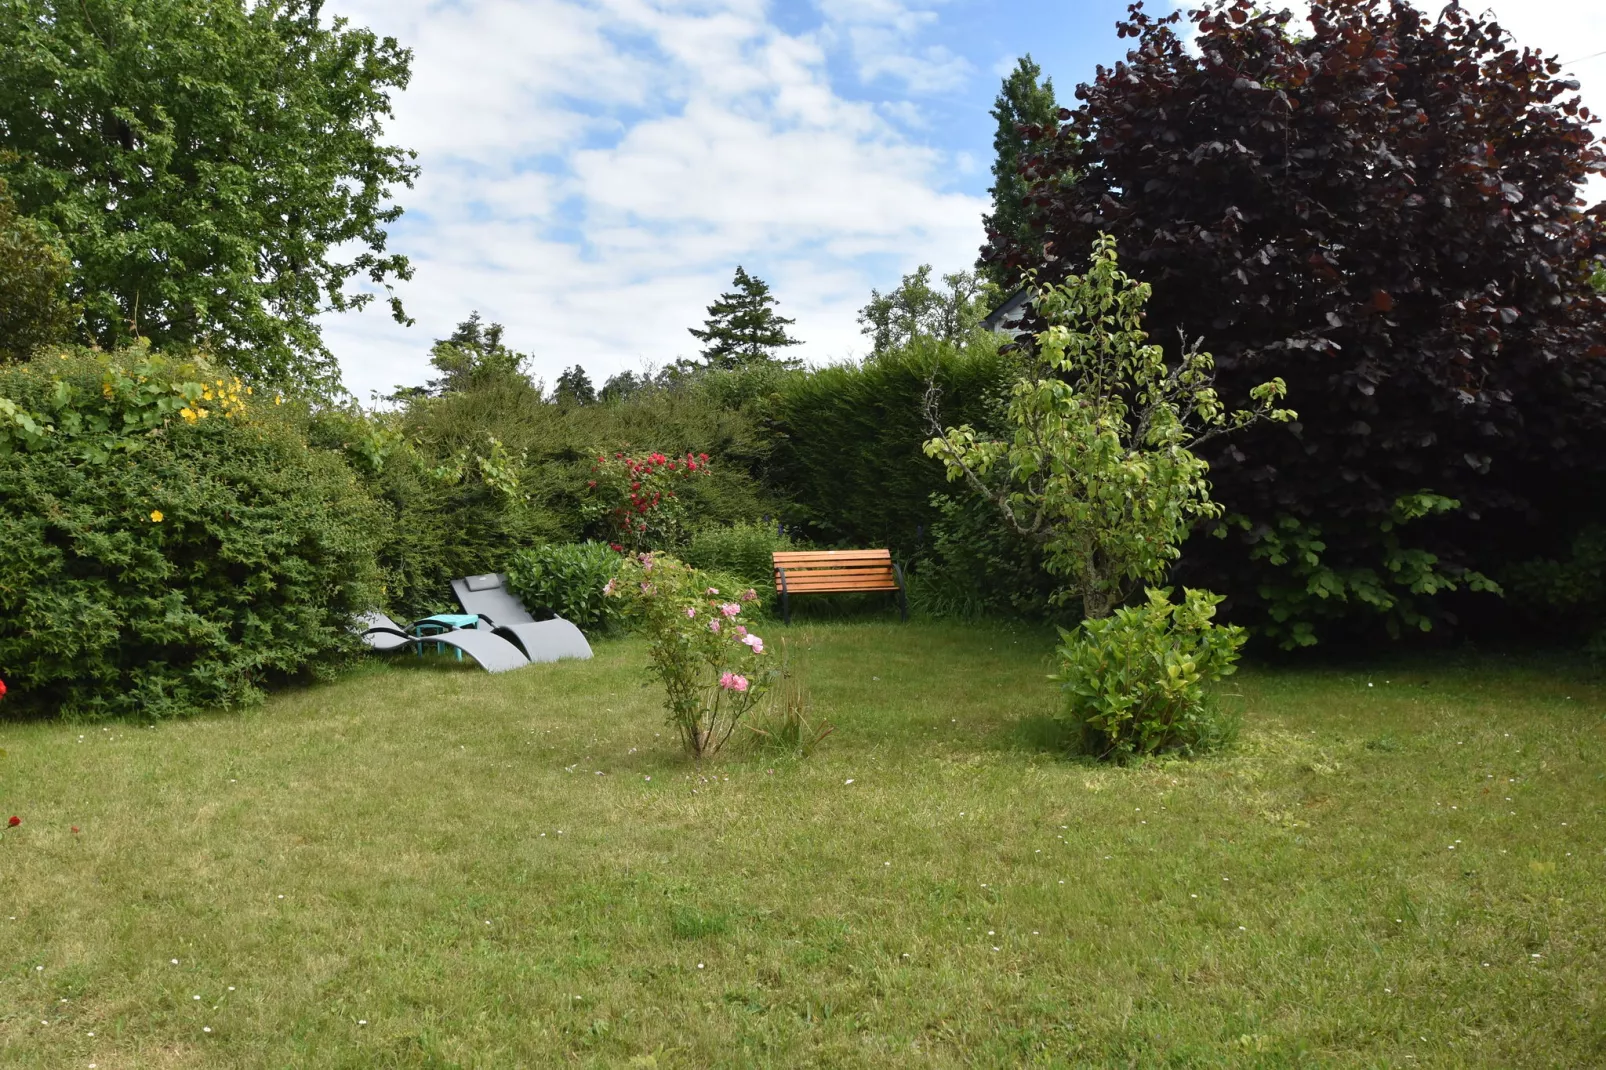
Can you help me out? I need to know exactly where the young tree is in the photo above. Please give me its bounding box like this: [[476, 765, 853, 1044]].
[[420, 313, 529, 396], [988, 0, 1606, 642], [688, 267, 802, 370], [858, 265, 992, 358], [978, 56, 1061, 290], [554, 365, 596, 406], [925, 236, 1293, 621], [0, 0, 418, 390], [0, 178, 73, 362]]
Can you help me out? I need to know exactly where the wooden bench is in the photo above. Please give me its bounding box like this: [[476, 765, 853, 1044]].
[[772, 549, 907, 625]]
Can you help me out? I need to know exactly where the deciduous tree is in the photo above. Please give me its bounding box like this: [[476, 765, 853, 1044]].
[[0, 0, 417, 389], [988, 0, 1606, 642]]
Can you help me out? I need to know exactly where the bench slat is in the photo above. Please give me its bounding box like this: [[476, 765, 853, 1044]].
[[773, 552, 891, 564], [780, 577, 899, 591]]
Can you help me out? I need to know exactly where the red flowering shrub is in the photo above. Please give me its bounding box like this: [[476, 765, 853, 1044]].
[[582, 449, 711, 552]]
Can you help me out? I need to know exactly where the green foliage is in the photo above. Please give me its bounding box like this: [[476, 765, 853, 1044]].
[[405, 313, 530, 399], [1220, 493, 1503, 649], [1053, 588, 1245, 761], [0, 347, 385, 718], [766, 334, 1011, 557], [1503, 524, 1606, 654], [504, 542, 625, 636], [681, 520, 794, 586], [0, 0, 416, 389], [857, 265, 994, 358], [554, 365, 596, 406], [925, 236, 1292, 620], [607, 553, 775, 758], [910, 492, 1057, 620], [364, 347, 779, 615], [0, 176, 73, 362], [687, 266, 801, 371], [980, 55, 1060, 289]]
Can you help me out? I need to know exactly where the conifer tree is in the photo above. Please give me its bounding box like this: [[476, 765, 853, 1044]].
[[687, 266, 802, 370], [979, 56, 1060, 290]]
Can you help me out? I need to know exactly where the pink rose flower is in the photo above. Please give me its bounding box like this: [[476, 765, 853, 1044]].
[[706, 587, 720, 596], [734, 625, 748, 637], [708, 619, 721, 634], [684, 606, 697, 619], [740, 588, 758, 602], [741, 633, 764, 654], [720, 602, 741, 618], [719, 671, 736, 689], [729, 673, 749, 693]]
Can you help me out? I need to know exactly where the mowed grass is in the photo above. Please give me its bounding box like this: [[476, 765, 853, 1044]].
[[1, 622, 1603, 1068]]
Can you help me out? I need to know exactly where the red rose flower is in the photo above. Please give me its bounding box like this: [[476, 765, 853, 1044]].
[[0, 677, 7, 700], [6, 816, 19, 828]]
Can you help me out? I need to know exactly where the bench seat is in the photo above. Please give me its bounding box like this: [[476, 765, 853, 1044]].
[[772, 549, 907, 623]]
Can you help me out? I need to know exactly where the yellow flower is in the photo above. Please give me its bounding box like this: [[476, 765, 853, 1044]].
[[150, 510, 164, 523], [246, 386, 254, 395], [274, 395, 284, 405], [179, 407, 198, 423]]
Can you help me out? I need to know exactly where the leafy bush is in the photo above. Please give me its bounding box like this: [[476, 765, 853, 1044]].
[[607, 553, 774, 758], [505, 542, 625, 636], [909, 493, 1057, 620], [0, 348, 385, 718], [1053, 588, 1245, 761], [682, 520, 794, 585]]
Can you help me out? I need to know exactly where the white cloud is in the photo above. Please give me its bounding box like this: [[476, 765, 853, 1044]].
[[320, 0, 985, 398]]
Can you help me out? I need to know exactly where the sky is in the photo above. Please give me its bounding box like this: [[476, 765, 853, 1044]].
[[319, 0, 1606, 401]]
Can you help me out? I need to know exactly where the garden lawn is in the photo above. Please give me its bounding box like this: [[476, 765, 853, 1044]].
[[1, 622, 1603, 1068]]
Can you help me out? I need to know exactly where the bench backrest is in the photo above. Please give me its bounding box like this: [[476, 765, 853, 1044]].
[[772, 549, 898, 592]]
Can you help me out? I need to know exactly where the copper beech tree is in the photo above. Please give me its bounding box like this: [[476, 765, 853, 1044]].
[[986, 0, 1606, 642]]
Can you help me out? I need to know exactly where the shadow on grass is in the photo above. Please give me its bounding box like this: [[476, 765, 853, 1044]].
[[995, 710, 1083, 756]]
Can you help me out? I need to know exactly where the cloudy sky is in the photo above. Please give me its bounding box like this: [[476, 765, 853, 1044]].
[[319, 0, 1606, 401]]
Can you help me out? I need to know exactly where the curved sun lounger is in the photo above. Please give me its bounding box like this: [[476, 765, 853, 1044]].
[[357, 611, 530, 674], [450, 573, 594, 664]]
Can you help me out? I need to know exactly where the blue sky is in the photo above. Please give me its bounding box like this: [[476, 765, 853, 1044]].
[[320, 0, 1606, 400]]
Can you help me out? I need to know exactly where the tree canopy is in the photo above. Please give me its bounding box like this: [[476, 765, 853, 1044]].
[[858, 265, 991, 358], [0, 0, 417, 390], [687, 267, 802, 371], [987, 0, 1606, 642], [0, 177, 74, 362], [979, 56, 1061, 291]]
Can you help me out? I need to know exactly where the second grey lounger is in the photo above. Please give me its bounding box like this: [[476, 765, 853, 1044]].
[[451, 573, 594, 664], [357, 611, 530, 674]]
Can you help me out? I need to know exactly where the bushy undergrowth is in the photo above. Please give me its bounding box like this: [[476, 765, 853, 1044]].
[[682, 520, 794, 586], [1053, 588, 1245, 761], [0, 348, 384, 718], [505, 542, 624, 636]]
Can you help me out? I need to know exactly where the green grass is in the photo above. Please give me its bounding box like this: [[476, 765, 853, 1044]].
[[1, 622, 1603, 1068]]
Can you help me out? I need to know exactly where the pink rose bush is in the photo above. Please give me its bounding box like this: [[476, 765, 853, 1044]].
[[609, 552, 774, 758]]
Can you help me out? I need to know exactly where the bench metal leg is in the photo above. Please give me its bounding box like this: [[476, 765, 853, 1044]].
[[778, 569, 790, 625], [894, 562, 908, 622]]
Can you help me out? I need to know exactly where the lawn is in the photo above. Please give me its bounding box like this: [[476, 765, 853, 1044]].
[[1, 621, 1602, 1068]]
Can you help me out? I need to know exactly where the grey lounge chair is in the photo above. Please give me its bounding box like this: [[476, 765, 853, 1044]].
[[357, 611, 530, 674], [451, 573, 594, 664]]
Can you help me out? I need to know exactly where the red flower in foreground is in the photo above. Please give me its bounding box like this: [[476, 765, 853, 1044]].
[[0, 677, 7, 700], [71, 826, 80, 834], [6, 816, 19, 828]]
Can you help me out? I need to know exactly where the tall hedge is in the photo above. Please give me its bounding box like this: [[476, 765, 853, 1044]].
[[764, 336, 1011, 559], [0, 348, 385, 718]]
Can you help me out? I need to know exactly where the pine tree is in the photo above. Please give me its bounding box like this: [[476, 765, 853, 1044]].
[[687, 266, 802, 370], [979, 56, 1059, 290], [554, 365, 596, 405]]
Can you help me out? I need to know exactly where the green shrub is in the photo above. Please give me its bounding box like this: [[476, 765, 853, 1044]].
[[0, 348, 385, 718], [504, 542, 625, 636], [1052, 588, 1245, 761], [910, 493, 1057, 620], [682, 520, 794, 586]]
